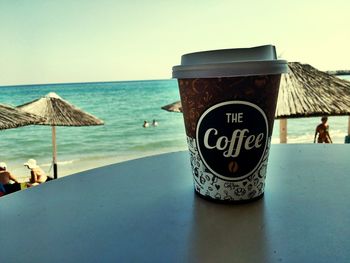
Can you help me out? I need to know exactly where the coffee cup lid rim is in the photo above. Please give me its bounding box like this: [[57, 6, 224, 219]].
[[172, 45, 288, 78]]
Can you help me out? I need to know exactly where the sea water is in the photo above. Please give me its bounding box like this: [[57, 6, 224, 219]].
[[0, 76, 349, 179]]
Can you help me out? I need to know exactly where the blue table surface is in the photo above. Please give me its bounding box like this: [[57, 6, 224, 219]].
[[0, 144, 349, 263]]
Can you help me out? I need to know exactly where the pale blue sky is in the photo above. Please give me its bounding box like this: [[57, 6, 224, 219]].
[[0, 0, 349, 85]]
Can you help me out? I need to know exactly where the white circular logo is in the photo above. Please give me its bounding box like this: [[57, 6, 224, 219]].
[[196, 101, 268, 181]]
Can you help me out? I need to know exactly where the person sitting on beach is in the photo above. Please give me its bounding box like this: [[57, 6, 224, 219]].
[[152, 119, 158, 127], [24, 159, 48, 187], [314, 116, 333, 143], [0, 183, 5, 197], [0, 162, 19, 185], [143, 120, 149, 128], [0, 162, 21, 195]]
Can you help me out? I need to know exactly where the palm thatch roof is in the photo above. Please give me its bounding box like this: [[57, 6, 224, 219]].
[[0, 104, 43, 130], [162, 62, 350, 119], [161, 101, 182, 113], [17, 92, 104, 126], [276, 62, 350, 119]]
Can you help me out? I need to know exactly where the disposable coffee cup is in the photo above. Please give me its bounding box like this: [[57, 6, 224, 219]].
[[173, 45, 288, 203]]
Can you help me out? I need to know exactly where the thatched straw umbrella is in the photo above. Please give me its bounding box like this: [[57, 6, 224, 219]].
[[161, 101, 182, 113], [18, 92, 104, 179], [0, 104, 43, 130], [276, 62, 350, 143]]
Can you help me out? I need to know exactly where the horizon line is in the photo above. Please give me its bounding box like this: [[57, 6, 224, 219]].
[[0, 78, 174, 88], [1, 69, 349, 88]]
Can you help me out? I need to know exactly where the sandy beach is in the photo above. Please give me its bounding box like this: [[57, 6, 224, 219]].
[[12, 146, 188, 182]]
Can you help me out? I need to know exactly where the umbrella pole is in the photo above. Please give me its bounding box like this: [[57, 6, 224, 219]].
[[52, 126, 58, 179], [279, 119, 287, 143], [345, 116, 350, 144]]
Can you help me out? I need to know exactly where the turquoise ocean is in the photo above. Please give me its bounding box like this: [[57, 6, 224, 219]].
[[1, 76, 349, 181]]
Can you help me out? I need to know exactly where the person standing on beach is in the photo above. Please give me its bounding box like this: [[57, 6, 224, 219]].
[[314, 116, 333, 143]]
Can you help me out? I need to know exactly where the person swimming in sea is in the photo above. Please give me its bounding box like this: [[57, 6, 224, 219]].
[[143, 120, 149, 128], [152, 119, 158, 127]]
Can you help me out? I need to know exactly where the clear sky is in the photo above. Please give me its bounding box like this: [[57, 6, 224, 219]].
[[0, 0, 349, 86]]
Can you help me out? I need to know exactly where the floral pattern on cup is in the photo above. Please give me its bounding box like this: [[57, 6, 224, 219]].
[[187, 136, 270, 202]]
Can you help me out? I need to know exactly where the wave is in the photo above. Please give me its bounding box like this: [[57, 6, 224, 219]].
[[41, 159, 77, 167]]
